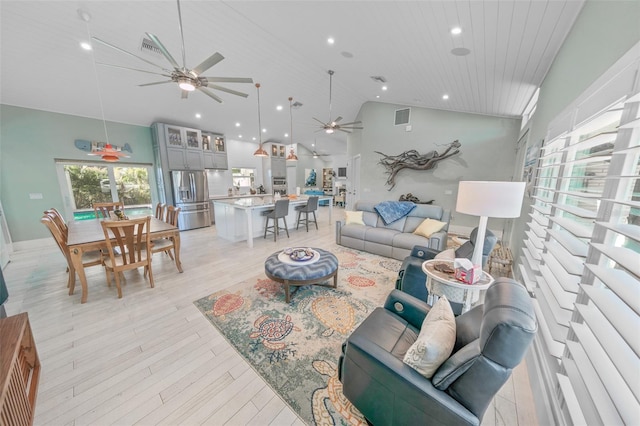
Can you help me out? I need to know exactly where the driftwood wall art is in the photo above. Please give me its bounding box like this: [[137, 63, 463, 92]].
[[375, 140, 461, 190]]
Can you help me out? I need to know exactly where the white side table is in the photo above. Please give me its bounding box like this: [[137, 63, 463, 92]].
[[422, 259, 494, 313]]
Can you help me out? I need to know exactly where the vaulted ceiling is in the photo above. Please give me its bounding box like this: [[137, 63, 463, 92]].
[[0, 1, 584, 156]]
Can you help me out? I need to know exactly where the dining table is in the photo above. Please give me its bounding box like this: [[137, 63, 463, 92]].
[[66, 216, 182, 303]]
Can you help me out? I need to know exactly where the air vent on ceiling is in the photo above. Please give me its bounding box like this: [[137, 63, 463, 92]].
[[370, 75, 387, 83], [140, 37, 162, 56], [292, 101, 303, 108], [395, 108, 411, 125]]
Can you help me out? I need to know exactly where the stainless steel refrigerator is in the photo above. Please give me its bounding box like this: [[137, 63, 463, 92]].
[[171, 171, 211, 231]]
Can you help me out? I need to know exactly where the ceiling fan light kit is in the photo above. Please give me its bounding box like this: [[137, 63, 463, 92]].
[[313, 70, 363, 134], [91, 0, 253, 103]]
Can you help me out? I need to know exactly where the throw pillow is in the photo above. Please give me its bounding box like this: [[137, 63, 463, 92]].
[[344, 210, 365, 225], [435, 248, 456, 260], [413, 218, 447, 238], [403, 295, 456, 378]]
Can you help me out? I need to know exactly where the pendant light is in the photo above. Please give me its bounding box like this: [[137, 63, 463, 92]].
[[80, 9, 129, 163], [253, 83, 269, 157], [286, 97, 298, 162]]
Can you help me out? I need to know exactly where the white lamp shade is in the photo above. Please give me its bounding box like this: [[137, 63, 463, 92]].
[[456, 181, 526, 218]]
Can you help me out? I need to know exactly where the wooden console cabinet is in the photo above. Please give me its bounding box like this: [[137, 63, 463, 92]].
[[0, 313, 40, 426]]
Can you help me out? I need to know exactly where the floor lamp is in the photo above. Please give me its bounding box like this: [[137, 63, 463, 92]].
[[456, 181, 526, 267]]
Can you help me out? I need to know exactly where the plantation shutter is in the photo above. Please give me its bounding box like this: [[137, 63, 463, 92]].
[[517, 48, 640, 425]]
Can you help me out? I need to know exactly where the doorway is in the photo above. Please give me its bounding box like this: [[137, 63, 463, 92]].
[[347, 154, 361, 208]]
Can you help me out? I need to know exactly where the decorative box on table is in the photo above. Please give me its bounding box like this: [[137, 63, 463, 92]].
[[454, 258, 481, 284]]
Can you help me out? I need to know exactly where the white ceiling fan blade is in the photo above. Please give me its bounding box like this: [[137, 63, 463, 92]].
[[198, 87, 223, 103], [337, 128, 353, 133], [91, 36, 172, 73], [145, 32, 181, 70], [138, 80, 174, 87], [192, 52, 224, 76], [206, 84, 249, 98], [95, 62, 171, 77], [339, 120, 362, 126], [333, 116, 343, 123], [181, 90, 189, 99], [201, 77, 253, 83], [312, 117, 328, 126]]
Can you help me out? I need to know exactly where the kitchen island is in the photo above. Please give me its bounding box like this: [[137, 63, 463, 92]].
[[213, 195, 333, 248]]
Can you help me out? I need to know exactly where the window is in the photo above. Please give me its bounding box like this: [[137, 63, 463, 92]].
[[232, 168, 255, 188], [56, 161, 152, 220], [518, 73, 640, 423]]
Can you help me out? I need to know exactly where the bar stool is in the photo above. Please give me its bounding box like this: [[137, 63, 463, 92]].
[[262, 199, 290, 241], [295, 196, 318, 231]]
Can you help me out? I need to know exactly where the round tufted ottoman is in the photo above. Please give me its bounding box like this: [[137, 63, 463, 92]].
[[264, 248, 338, 303]]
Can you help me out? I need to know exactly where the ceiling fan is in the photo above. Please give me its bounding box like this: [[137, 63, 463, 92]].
[[90, 0, 253, 103], [313, 70, 363, 134]]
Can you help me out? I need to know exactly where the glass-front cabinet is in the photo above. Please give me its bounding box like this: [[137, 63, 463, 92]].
[[202, 131, 228, 170]]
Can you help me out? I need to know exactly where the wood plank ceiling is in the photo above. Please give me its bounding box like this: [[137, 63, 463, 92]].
[[0, 1, 584, 155]]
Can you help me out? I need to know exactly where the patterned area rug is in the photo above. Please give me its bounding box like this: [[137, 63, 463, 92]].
[[194, 247, 401, 425]]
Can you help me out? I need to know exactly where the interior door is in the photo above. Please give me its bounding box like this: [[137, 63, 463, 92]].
[[347, 154, 361, 208]]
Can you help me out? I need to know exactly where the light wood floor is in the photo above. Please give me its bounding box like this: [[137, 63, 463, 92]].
[[3, 207, 538, 425]]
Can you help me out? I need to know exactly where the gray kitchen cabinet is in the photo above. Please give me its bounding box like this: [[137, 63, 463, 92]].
[[202, 131, 228, 170]]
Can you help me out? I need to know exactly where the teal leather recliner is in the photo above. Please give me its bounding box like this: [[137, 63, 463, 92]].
[[338, 278, 537, 425]]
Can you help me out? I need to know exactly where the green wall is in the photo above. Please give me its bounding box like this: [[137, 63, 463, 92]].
[[512, 0, 640, 259], [0, 105, 155, 242], [350, 101, 522, 230]]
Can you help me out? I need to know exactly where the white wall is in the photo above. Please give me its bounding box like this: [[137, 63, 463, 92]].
[[207, 138, 266, 196]]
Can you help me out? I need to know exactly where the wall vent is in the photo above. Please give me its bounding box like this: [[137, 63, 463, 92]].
[[395, 108, 411, 125], [140, 37, 162, 56]]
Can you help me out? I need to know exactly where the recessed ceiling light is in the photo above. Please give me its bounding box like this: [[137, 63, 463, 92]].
[[238, 135, 243, 138], [327, 37, 335, 45], [382, 86, 388, 91], [252, 137, 256, 141], [442, 94, 449, 100], [235, 122, 240, 127], [312, 143, 315, 147], [276, 105, 283, 111], [451, 27, 462, 35], [376, 95, 380, 99], [262, 128, 266, 133], [80, 42, 92, 51], [195, 113, 201, 118], [451, 47, 471, 56], [284, 133, 289, 137]]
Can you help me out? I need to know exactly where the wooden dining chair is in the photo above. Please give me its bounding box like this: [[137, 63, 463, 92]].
[[40, 214, 102, 291], [154, 203, 166, 221], [44, 208, 67, 235], [93, 201, 124, 219], [100, 216, 154, 299], [151, 206, 181, 267]]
